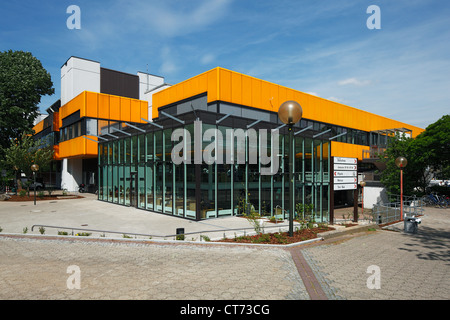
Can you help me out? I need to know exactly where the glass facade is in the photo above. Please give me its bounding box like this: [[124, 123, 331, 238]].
[[98, 116, 331, 222]]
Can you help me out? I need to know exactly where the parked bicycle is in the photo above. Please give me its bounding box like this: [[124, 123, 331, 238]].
[[421, 193, 449, 208]]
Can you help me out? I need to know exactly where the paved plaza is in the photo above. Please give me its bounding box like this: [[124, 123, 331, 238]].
[[0, 194, 449, 300]]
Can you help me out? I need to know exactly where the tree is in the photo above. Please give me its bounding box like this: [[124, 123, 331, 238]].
[[0, 50, 54, 159], [379, 114, 450, 196], [414, 115, 450, 179], [379, 134, 428, 197], [2, 132, 54, 184]]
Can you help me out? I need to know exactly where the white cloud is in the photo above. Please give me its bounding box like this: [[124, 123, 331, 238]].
[[126, 0, 233, 37], [159, 46, 178, 74], [338, 78, 371, 87], [200, 53, 215, 65]]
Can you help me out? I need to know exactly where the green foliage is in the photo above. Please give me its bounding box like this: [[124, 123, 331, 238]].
[[414, 115, 450, 179], [0, 50, 54, 159], [244, 210, 264, 234], [2, 132, 54, 179], [75, 232, 91, 237], [379, 115, 450, 196]]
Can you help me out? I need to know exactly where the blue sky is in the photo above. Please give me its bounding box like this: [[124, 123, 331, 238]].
[[1, 0, 449, 129]]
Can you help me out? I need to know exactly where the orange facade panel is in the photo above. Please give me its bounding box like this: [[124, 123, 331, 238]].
[[120, 98, 131, 122], [331, 141, 370, 160], [151, 68, 217, 119], [32, 120, 44, 134], [33, 112, 60, 134], [58, 135, 98, 159], [53, 144, 60, 160], [97, 94, 110, 119], [109, 95, 121, 120], [85, 92, 98, 118], [152, 67, 424, 137], [59, 91, 148, 124]]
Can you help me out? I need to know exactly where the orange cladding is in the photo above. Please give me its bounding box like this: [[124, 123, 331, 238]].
[[152, 67, 424, 137]]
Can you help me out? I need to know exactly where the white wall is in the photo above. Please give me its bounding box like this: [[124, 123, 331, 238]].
[[137, 72, 169, 121], [137, 72, 165, 100], [363, 186, 388, 209], [61, 158, 83, 192], [143, 84, 171, 120], [61, 57, 100, 106]]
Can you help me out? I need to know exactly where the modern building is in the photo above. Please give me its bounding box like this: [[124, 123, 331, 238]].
[[32, 56, 170, 192], [33, 57, 424, 221]]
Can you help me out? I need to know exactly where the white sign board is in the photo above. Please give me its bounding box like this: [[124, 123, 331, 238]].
[[334, 177, 358, 184], [334, 183, 358, 191], [334, 170, 357, 177], [333, 157, 357, 191], [334, 164, 357, 171], [334, 157, 357, 164]]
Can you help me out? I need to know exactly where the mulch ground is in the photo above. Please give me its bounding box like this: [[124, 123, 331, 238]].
[[218, 226, 335, 245], [5, 195, 84, 201]]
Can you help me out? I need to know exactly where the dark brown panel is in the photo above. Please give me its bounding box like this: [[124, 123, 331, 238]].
[[100, 67, 139, 99]]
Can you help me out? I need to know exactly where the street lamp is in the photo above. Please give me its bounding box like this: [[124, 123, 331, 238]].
[[395, 156, 407, 221], [359, 180, 366, 217], [31, 164, 39, 206], [13, 165, 18, 195], [278, 101, 302, 237]]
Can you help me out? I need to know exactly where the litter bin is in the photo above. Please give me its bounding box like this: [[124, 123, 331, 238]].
[[404, 217, 421, 234]]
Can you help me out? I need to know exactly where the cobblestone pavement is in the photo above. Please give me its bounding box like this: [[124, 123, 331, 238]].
[[0, 237, 307, 300], [299, 206, 450, 300], [0, 202, 448, 300]]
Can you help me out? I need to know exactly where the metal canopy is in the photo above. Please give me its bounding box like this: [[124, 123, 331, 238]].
[[313, 128, 331, 138], [247, 119, 262, 129], [294, 125, 313, 136], [112, 128, 131, 136], [329, 132, 347, 141], [124, 122, 146, 133], [141, 118, 163, 129], [160, 111, 185, 124], [82, 136, 99, 143], [216, 113, 231, 124], [370, 127, 412, 135], [103, 132, 119, 139]]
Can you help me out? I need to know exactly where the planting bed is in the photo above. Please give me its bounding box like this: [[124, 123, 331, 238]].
[[218, 225, 335, 245], [6, 195, 83, 201]]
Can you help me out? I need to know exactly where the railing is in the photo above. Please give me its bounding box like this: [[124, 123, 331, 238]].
[[372, 194, 424, 225], [30, 221, 299, 242]]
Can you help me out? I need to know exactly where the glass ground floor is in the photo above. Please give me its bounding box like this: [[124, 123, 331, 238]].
[[98, 115, 331, 221]]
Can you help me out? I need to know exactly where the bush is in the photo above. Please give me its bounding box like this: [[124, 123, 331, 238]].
[[19, 189, 27, 197]]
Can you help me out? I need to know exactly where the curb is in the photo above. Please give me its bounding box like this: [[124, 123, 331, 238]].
[[317, 223, 379, 240], [0, 232, 324, 248]]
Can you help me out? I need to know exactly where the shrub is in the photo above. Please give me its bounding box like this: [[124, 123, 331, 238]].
[[19, 189, 27, 197]]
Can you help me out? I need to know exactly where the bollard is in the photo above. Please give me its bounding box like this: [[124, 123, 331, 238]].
[[176, 228, 185, 240]]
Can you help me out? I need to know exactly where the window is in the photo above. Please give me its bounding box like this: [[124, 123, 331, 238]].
[[86, 118, 97, 136]]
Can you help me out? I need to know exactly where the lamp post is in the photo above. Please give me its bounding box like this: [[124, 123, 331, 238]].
[[359, 180, 366, 217], [278, 100, 302, 237], [13, 165, 18, 195], [31, 164, 39, 206], [395, 156, 407, 221]]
